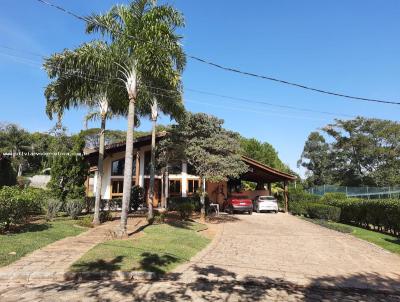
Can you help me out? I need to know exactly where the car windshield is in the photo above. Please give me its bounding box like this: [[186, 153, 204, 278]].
[[259, 196, 275, 201]]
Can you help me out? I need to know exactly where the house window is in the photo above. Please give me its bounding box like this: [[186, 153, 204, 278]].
[[169, 180, 181, 196], [187, 179, 199, 195], [144, 151, 151, 175], [111, 180, 124, 197], [144, 150, 161, 175], [111, 158, 136, 176], [111, 179, 136, 198]]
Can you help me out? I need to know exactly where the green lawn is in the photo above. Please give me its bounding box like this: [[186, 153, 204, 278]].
[[304, 218, 400, 255], [71, 221, 210, 274], [0, 217, 87, 267]]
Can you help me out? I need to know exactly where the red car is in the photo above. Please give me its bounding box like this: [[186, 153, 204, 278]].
[[224, 194, 253, 214]]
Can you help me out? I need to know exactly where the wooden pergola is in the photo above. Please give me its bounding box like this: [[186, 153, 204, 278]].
[[240, 156, 296, 212]]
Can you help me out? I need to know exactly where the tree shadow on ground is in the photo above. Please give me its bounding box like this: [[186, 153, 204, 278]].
[[3, 223, 51, 235], [7, 265, 400, 301], [70, 256, 125, 272], [127, 223, 151, 236], [166, 219, 199, 230], [385, 238, 400, 245], [139, 252, 180, 274]]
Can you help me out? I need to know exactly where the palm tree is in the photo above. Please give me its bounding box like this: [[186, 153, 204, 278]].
[[44, 41, 128, 225], [85, 0, 186, 235], [147, 91, 185, 220]]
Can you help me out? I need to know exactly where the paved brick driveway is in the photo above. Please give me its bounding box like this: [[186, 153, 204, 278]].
[[1, 213, 400, 301]]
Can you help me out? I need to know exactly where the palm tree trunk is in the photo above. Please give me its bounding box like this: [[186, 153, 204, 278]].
[[119, 99, 135, 236], [93, 115, 106, 225], [148, 117, 157, 221], [148, 100, 158, 221]]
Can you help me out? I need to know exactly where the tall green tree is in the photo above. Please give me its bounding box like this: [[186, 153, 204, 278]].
[[47, 131, 88, 201], [0, 123, 31, 176], [80, 128, 127, 149], [160, 113, 248, 219], [323, 117, 400, 186], [85, 0, 186, 235], [44, 41, 128, 225], [300, 117, 400, 187], [240, 137, 288, 171], [298, 131, 333, 187], [0, 154, 16, 187], [147, 86, 185, 220]]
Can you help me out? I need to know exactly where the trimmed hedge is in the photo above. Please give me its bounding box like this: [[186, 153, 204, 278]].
[[327, 198, 400, 236], [168, 195, 210, 212], [288, 187, 320, 203], [0, 186, 44, 231], [290, 201, 341, 222], [84, 197, 123, 212], [290, 190, 400, 236], [306, 203, 341, 221], [168, 195, 211, 219], [320, 192, 347, 203], [168, 196, 198, 211]]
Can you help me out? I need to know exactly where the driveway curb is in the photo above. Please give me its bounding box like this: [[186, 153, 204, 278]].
[[0, 270, 157, 282]]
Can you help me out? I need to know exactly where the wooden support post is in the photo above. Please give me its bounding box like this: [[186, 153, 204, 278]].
[[255, 182, 264, 190], [85, 175, 90, 196], [163, 167, 169, 209], [267, 183, 272, 195], [135, 151, 140, 185], [284, 180, 288, 213]]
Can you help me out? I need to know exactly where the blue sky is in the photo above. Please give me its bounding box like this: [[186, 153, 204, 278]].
[[1, 0, 399, 176]]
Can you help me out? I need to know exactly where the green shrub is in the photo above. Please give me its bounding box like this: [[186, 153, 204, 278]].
[[0, 186, 44, 231], [288, 187, 320, 203], [148, 212, 166, 225], [290, 192, 400, 236], [130, 185, 144, 212], [0, 156, 16, 187], [168, 195, 209, 212], [290, 201, 341, 221], [77, 215, 94, 228], [289, 201, 307, 216], [65, 198, 85, 219], [100, 210, 113, 223], [306, 203, 341, 221], [328, 198, 400, 235], [321, 192, 347, 203], [176, 202, 194, 220], [45, 198, 63, 221]]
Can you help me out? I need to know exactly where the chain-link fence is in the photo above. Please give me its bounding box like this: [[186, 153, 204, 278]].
[[308, 185, 400, 199]]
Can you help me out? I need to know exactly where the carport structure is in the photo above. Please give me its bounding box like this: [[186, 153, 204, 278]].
[[240, 156, 296, 212], [207, 156, 296, 211]]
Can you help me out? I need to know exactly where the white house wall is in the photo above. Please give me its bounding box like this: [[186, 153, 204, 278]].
[[96, 145, 198, 199]]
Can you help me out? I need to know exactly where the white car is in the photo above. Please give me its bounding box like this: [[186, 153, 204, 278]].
[[253, 196, 278, 213]]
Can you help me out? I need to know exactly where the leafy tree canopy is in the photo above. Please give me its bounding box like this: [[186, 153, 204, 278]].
[[240, 137, 289, 172], [47, 129, 88, 200], [299, 117, 400, 187], [298, 131, 334, 187], [159, 113, 248, 182], [80, 125, 169, 149], [0, 154, 16, 187]]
